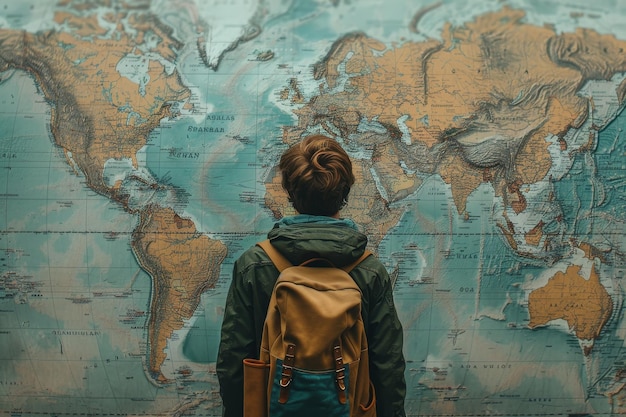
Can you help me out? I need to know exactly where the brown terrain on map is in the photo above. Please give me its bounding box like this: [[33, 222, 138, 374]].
[[527, 262, 613, 354], [0, 7, 225, 382], [132, 205, 227, 382], [269, 7, 626, 256], [0, 13, 189, 196]]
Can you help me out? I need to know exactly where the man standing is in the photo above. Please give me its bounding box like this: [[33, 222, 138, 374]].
[[217, 134, 406, 417]]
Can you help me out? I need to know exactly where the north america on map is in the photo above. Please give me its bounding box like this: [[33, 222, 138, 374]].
[[0, 0, 625, 416]]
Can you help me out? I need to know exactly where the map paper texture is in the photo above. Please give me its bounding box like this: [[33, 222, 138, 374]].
[[1, 0, 626, 415]]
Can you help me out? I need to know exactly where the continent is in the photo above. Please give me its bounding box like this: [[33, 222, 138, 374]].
[[0, 9, 190, 199], [0, 8, 226, 385], [282, 7, 626, 255], [527, 263, 613, 354], [131, 205, 227, 382]]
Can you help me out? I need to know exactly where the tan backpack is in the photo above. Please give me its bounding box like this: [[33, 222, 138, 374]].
[[243, 240, 377, 417]]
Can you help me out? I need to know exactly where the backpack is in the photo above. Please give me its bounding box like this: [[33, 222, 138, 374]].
[[243, 239, 377, 417]]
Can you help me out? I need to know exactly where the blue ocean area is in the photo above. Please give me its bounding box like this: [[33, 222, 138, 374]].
[[0, 70, 158, 409], [2, 0, 626, 414]]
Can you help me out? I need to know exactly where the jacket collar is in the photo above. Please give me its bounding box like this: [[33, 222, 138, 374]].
[[267, 217, 367, 267], [275, 214, 358, 230]]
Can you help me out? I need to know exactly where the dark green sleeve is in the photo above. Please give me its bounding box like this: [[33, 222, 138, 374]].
[[216, 260, 255, 417], [360, 262, 407, 417]]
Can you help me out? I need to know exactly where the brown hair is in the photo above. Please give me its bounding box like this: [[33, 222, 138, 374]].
[[279, 134, 355, 216]]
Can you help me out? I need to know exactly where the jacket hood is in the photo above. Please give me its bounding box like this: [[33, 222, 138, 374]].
[[267, 222, 368, 267]]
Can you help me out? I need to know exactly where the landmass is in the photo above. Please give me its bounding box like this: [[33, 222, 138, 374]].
[[0, 5, 225, 383], [196, 17, 262, 70], [131, 205, 227, 382], [527, 263, 613, 354], [271, 6, 626, 256], [256, 50, 275, 61], [0, 11, 189, 197]]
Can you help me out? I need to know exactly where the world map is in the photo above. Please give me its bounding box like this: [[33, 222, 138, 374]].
[[1, 0, 625, 416]]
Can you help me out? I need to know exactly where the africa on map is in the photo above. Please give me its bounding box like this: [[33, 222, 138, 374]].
[[1, 0, 625, 416]]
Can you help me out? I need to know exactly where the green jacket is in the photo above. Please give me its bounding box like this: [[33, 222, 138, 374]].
[[217, 218, 406, 417]]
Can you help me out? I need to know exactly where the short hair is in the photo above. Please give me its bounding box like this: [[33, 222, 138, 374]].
[[279, 135, 355, 216]]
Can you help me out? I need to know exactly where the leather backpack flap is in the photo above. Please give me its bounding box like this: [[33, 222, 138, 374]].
[[273, 265, 364, 370]]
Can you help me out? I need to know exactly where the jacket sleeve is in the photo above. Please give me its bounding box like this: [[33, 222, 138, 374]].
[[364, 262, 407, 417], [216, 260, 256, 417]]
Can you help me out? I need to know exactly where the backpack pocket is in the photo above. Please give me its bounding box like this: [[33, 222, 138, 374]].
[[243, 358, 269, 417], [269, 359, 351, 417]]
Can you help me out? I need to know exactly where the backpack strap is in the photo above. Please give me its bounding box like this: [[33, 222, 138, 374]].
[[257, 240, 293, 272], [343, 249, 373, 272], [257, 239, 372, 271], [333, 342, 347, 404]]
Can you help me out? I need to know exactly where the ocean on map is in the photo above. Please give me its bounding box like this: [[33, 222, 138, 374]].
[[0, 70, 159, 409]]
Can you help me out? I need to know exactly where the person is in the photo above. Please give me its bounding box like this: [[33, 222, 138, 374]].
[[216, 134, 406, 417]]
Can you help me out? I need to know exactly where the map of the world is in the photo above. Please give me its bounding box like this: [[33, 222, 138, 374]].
[[1, 0, 626, 416]]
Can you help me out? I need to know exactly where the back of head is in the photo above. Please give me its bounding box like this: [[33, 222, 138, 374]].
[[279, 135, 355, 216]]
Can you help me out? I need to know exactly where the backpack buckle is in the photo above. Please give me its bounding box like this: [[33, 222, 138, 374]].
[[279, 344, 296, 403], [333, 344, 347, 404]]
